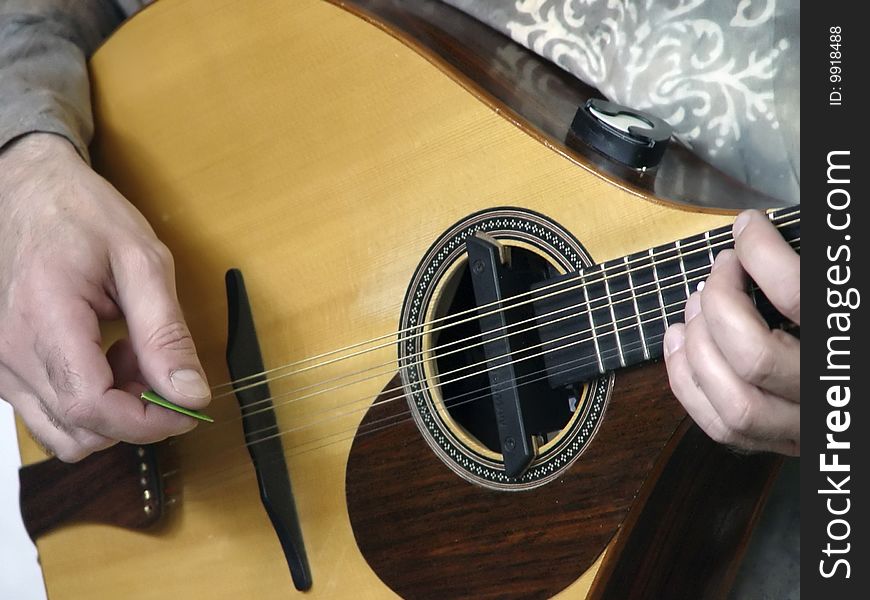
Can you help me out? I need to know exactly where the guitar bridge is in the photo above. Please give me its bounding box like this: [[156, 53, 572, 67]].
[[225, 269, 312, 591]]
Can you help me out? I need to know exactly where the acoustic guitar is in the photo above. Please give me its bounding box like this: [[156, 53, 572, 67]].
[[16, 1, 797, 598]]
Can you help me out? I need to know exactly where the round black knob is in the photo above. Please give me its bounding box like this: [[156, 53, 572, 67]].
[[568, 98, 671, 169]]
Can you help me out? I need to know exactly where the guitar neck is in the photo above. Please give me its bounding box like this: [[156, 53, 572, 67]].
[[533, 207, 800, 387]]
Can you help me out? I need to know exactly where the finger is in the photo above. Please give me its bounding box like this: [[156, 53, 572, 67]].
[[0, 366, 115, 462], [702, 250, 801, 401], [19, 396, 112, 462], [683, 309, 800, 454], [107, 338, 145, 387], [664, 324, 798, 455], [110, 241, 210, 409], [107, 338, 150, 399], [732, 210, 801, 325], [664, 324, 742, 443], [35, 296, 199, 443], [683, 290, 702, 323]]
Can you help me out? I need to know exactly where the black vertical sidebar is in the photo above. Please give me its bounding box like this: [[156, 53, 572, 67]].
[[803, 3, 868, 597]]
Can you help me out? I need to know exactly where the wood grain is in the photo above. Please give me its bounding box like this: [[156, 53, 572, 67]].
[[19, 443, 162, 540], [346, 365, 686, 599], [589, 424, 782, 600]]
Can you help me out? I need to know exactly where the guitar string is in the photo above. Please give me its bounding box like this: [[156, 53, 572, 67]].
[[188, 252, 722, 438], [174, 239, 799, 488], [210, 211, 798, 398], [180, 317, 677, 496], [188, 227, 800, 437], [182, 227, 800, 457], [179, 240, 799, 499], [236, 261, 728, 439], [197, 214, 801, 446], [205, 210, 799, 396], [241, 239, 798, 447], [177, 240, 797, 501], [180, 241, 800, 499]]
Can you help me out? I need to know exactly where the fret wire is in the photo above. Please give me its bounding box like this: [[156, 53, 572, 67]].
[[602, 264, 626, 367], [649, 248, 670, 328], [624, 255, 649, 360], [580, 270, 604, 373], [674, 239, 692, 299], [704, 230, 715, 267]]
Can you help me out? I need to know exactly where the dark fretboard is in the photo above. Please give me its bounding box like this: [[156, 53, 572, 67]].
[[532, 207, 800, 387]]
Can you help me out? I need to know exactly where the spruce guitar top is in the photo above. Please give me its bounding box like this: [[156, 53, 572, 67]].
[[17, 1, 795, 598]]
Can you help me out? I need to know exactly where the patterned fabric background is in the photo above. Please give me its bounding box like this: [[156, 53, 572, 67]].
[[445, 0, 800, 205]]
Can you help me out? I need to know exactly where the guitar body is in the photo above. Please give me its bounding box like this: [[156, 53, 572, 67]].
[[16, 1, 782, 598]]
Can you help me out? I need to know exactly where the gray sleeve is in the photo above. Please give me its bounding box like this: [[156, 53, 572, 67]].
[[0, 0, 124, 161]]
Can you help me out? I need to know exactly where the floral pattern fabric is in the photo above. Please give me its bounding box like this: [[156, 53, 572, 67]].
[[445, 0, 800, 205]]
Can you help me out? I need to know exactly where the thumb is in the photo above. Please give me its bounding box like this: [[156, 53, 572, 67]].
[[111, 241, 211, 409]]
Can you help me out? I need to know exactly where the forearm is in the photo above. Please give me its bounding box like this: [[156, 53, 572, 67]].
[[0, 0, 123, 161]]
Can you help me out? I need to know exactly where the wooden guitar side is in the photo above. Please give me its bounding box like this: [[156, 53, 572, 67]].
[[15, 1, 778, 598]]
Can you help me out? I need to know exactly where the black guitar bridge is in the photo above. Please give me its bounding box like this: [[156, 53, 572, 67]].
[[225, 269, 312, 591]]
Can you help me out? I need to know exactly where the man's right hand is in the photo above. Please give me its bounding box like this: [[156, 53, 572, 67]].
[[0, 133, 210, 462]]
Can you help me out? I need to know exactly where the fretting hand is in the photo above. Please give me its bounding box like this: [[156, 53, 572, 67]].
[[663, 209, 800, 455]]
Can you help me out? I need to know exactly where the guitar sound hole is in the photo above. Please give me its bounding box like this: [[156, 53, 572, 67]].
[[429, 244, 580, 454]]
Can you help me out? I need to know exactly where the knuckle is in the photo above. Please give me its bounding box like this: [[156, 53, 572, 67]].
[[53, 442, 90, 463], [667, 369, 692, 402], [43, 346, 84, 397], [71, 429, 116, 453], [150, 240, 175, 267], [707, 419, 739, 446], [664, 355, 692, 400], [61, 397, 96, 429], [145, 320, 195, 353], [699, 282, 728, 316], [771, 328, 800, 352], [124, 239, 174, 275], [721, 396, 756, 437], [734, 340, 776, 387]]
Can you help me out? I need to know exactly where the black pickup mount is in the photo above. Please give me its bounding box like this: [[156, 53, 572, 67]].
[[465, 233, 577, 479]]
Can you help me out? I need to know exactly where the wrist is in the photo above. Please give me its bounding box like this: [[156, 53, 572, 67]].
[[0, 132, 79, 162], [0, 133, 82, 189]]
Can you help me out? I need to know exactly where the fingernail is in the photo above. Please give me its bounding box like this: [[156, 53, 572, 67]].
[[733, 211, 751, 238], [170, 369, 210, 399], [664, 327, 684, 358]]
